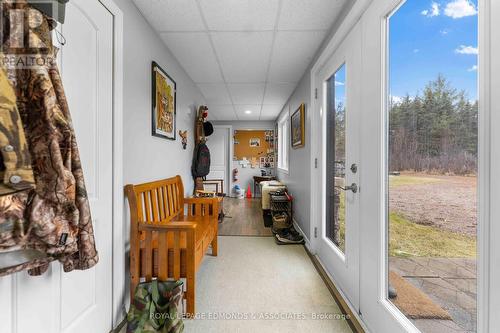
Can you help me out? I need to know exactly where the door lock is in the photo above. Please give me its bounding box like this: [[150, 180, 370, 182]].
[[350, 163, 358, 174], [336, 183, 358, 194]]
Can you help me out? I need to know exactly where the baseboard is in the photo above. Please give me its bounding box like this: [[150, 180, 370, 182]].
[[306, 251, 369, 333], [292, 218, 311, 251]]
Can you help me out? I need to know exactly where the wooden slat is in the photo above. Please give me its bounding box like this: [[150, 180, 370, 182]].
[[144, 230, 153, 281], [158, 231, 168, 280], [151, 188, 159, 222], [157, 187, 165, 220], [136, 194, 144, 222], [144, 191, 152, 223], [167, 185, 175, 218], [171, 184, 177, 215], [173, 231, 180, 280], [162, 186, 169, 219]]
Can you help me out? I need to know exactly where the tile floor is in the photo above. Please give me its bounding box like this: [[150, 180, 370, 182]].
[[183, 236, 353, 333], [390, 257, 477, 333]]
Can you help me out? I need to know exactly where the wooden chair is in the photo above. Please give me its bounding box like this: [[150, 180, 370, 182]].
[[125, 175, 219, 316]]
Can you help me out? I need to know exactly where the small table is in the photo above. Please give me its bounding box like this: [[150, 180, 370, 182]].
[[253, 176, 276, 197]]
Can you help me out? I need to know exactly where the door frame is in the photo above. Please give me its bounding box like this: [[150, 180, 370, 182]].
[[211, 125, 233, 195], [95, 0, 124, 327], [310, 0, 497, 331]]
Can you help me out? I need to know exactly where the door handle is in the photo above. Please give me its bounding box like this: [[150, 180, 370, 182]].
[[335, 183, 358, 194]]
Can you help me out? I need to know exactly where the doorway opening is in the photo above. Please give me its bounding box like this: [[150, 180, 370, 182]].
[[205, 127, 278, 237]]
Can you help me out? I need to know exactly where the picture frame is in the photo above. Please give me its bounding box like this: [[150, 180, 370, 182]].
[[152, 61, 177, 140], [291, 103, 305, 148], [249, 138, 261, 147]]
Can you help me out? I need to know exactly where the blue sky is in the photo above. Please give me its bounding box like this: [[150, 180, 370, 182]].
[[389, 0, 478, 101]]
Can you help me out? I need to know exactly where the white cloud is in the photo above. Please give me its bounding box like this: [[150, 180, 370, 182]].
[[468, 65, 478, 72], [335, 81, 344, 86], [444, 0, 477, 19], [421, 2, 440, 17], [455, 45, 478, 55], [440, 29, 451, 35]]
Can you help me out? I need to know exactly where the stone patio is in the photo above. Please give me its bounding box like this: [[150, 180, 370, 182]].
[[390, 257, 477, 333]]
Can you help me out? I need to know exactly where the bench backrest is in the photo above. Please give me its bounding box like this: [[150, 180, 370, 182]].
[[126, 175, 185, 225]]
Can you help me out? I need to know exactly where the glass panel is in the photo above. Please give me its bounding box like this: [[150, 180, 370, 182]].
[[387, 1, 478, 332], [326, 64, 346, 253]]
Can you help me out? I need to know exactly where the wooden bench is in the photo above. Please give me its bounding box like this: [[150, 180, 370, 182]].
[[125, 175, 219, 315]]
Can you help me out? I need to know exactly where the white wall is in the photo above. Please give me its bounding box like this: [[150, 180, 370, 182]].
[[118, 0, 206, 193], [213, 121, 275, 196], [275, 2, 354, 241], [275, 77, 312, 238], [115, 0, 206, 314]]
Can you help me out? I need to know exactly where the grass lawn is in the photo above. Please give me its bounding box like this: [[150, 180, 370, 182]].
[[389, 212, 476, 258], [334, 178, 476, 258], [389, 174, 442, 187]]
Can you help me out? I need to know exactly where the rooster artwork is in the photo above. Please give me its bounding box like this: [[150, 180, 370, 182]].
[[179, 130, 188, 150]]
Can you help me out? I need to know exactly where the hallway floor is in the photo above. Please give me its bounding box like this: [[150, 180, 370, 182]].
[[218, 198, 273, 236], [184, 236, 352, 333]]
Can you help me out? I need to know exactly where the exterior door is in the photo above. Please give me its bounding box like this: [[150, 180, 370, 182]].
[[206, 126, 230, 193], [314, 22, 362, 311], [0, 1, 114, 332], [359, 0, 484, 332]]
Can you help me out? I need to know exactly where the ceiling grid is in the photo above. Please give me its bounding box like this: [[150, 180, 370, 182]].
[[134, 0, 347, 120]]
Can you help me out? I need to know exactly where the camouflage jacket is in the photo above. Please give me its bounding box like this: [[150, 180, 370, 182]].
[[0, 63, 35, 196], [0, 2, 98, 276]]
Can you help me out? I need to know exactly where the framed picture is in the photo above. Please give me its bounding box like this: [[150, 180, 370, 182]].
[[291, 103, 305, 148], [249, 138, 261, 147], [152, 61, 177, 140]]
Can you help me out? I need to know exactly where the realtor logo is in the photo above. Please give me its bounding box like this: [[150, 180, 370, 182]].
[[0, 0, 61, 68]]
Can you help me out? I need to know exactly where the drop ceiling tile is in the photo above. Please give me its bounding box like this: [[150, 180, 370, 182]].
[[150, 0, 205, 32], [263, 83, 296, 105], [261, 105, 284, 119], [199, 0, 280, 31], [268, 31, 326, 83], [260, 114, 280, 121], [227, 84, 266, 105], [211, 32, 274, 83], [160, 33, 223, 83], [209, 105, 238, 120], [197, 84, 232, 104], [234, 104, 262, 120], [278, 0, 345, 31]]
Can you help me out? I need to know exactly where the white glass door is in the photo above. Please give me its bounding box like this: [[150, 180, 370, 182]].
[[314, 22, 362, 311], [359, 0, 481, 332]]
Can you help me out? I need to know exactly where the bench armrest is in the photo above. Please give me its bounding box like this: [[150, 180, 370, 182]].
[[138, 221, 196, 232], [184, 197, 219, 220], [184, 197, 219, 205]]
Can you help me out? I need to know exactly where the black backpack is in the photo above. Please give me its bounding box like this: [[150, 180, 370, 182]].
[[192, 143, 211, 178]]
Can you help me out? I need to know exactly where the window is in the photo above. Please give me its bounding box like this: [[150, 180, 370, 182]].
[[277, 114, 289, 172]]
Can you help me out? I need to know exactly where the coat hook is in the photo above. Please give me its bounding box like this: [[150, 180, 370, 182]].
[[55, 29, 66, 46]]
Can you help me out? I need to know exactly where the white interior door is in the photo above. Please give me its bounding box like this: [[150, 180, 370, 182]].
[[0, 1, 114, 332], [315, 22, 362, 311], [206, 126, 230, 193]]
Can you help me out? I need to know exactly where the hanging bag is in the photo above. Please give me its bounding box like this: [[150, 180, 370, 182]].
[[191, 143, 211, 178], [111, 280, 184, 333]]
